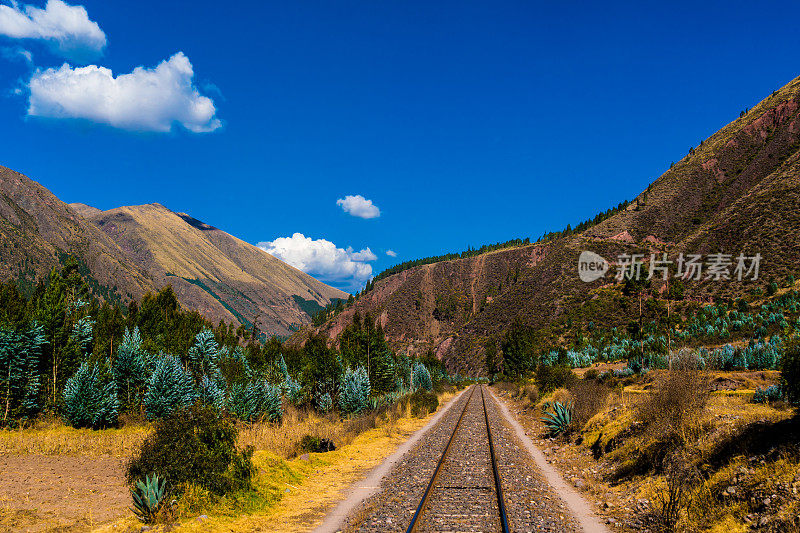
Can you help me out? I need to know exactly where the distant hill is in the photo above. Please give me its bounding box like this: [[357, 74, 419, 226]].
[[0, 166, 347, 336], [302, 74, 800, 374]]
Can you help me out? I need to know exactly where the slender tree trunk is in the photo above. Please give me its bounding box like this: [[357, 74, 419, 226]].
[[3, 364, 11, 421]]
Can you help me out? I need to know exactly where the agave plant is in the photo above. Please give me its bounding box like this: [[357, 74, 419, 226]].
[[130, 474, 166, 523], [541, 400, 573, 437]]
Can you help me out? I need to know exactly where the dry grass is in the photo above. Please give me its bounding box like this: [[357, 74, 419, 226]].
[[96, 388, 461, 533], [239, 400, 415, 458], [0, 419, 149, 457]]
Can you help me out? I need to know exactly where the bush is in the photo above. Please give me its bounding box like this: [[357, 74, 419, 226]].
[[411, 363, 432, 391], [567, 379, 609, 432], [535, 364, 577, 393], [130, 474, 167, 524], [408, 389, 438, 417], [522, 383, 539, 406], [299, 435, 336, 453], [781, 341, 800, 405], [632, 368, 710, 473], [752, 384, 783, 404], [62, 362, 118, 429], [127, 405, 255, 496], [315, 391, 333, 413], [339, 366, 370, 414], [541, 400, 572, 437]]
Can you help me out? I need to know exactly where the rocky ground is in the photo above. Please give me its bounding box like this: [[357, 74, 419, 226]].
[[342, 385, 582, 532]]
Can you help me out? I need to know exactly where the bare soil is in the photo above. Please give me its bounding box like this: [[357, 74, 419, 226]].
[[0, 454, 129, 532]]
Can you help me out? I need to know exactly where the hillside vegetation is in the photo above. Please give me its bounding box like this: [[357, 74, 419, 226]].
[[304, 74, 800, 376]]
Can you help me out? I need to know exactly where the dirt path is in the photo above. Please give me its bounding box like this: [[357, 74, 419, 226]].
[[486, 388, 611, 533], [313, 386, 470, 533], [0, 454, 128, 532]]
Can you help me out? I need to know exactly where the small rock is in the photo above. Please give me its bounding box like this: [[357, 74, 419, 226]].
[[300, 453, 310, 462], [195, 515, 208, 522]]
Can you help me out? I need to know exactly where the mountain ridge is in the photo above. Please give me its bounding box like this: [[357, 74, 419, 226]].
[[0, 167, 347, 336], [300, 73, 800, 374]]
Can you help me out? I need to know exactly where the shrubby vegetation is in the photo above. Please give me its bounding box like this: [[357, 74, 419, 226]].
[[0, 262, 454, 428]]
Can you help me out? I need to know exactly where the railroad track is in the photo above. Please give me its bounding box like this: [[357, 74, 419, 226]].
[[405, 384, 510, 533]]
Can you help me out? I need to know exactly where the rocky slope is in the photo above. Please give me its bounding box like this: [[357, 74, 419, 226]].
[[0, 166, 347, 336], [84, 203, 346, 335], [305, 74, 800, 374]]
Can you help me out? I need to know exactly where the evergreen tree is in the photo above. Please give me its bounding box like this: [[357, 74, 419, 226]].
[[113, 327, 150, 410], [0, 329, 23, 423], [338, 366, 370, 415], [501, 318, 536, 378], [226, 379, 282, 422], [198, 373, 226, 410], [143, 354, 196, 419], [62, 362, 118, 428], [18, 323, 46, 419], [187, 328, 219, 379], [411, 362, 432, 391], [70, 316, 95, 357]]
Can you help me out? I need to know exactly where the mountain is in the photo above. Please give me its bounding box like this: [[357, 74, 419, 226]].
[[302, 74, 800, 374], [0, 166, 347, 336], [82, 203, 347, 335]]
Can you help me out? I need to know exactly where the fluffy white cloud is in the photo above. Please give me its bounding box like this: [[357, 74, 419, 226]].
[[336, 194, 380, 219], [27, 52, 221, 132], [258, 233, 376, 289], [0, 0, 105, 62], [386, 249, 397, 257]]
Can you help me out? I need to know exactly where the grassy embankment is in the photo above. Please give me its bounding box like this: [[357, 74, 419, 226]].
[[1, 386, 463, 532], [497, 368, 798, 532]]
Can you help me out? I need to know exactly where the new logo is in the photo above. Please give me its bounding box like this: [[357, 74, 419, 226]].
[[578, 251, 609, 282]]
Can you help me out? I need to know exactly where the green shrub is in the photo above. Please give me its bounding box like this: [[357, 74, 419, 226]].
[[62, 362, 118, 429], [316, 391, 333, 413], [535, 364, 577, 393], [299, 435, 336, 453], [127, 405, 254, 496], [408, 389, 438, 417], [130, 474, 167, 524], [541, 400, 573, 436], [781, 341, 800, 405]]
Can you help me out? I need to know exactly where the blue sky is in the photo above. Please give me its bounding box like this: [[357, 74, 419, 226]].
[[1, 1, 799, 291]]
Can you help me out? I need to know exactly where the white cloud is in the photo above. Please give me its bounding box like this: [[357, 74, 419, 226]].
[[336, 194, 380, 219], [27, 52, 221, 132], [386, 249, 397, 257], [0, 0, 106, 62], [258, 233, 376, 289]]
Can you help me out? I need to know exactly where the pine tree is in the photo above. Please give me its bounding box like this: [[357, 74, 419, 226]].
[[70, 316, 95, 356], [187, 328, 219, 379], [62, 362, 118, 428], [411, 362, 432, 391], [0, 329, 23, 422], [198, 372, 226, 411], [143, 355, 197, 419], [113, 327, 150, 410], [338, 366, 370, 414], [18, 323, 46, 419]]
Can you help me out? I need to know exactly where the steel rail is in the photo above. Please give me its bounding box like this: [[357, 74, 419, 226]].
[[405, 384, 510, 533], [405, 385, 476, 533], [481, 385, 510, 533]]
